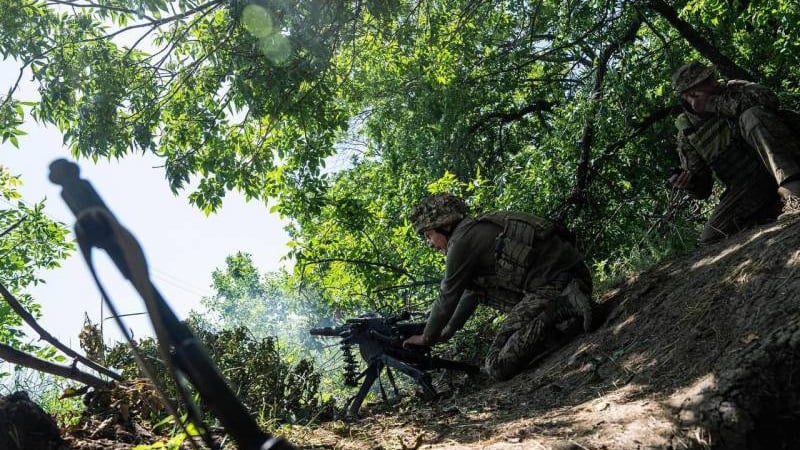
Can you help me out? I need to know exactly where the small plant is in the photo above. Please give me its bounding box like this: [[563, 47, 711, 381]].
[[131, 432, 188, 450]]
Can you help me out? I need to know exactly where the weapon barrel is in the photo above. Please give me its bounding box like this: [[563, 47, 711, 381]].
[[309, 326, 346, 337]]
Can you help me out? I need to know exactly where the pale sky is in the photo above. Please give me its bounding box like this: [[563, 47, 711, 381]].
[[1, 59, 291, 347]]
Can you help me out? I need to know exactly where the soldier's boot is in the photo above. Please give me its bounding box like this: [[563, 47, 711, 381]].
[[431, 369, 469, 396], [559, 279, 593, 333], [778, 181, 800, 219]]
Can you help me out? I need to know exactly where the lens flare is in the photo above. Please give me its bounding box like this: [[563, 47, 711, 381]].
[[242, 4, 273, 39], [258, 33, 292, 66]]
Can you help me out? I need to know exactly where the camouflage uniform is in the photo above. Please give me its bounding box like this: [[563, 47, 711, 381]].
[[420, 212, 593, 381], [672, 62, 800, 243], [676, 106, 781, 243]]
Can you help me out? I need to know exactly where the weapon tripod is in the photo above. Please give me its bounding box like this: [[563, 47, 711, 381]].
[[311, 313, 478, 418]]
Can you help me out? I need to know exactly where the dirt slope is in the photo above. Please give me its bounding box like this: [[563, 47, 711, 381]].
[[290, 216, 800, 450]]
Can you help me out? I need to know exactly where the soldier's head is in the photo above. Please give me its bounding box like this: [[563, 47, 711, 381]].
[[409, 193, 467, 254], [671, 61, 718, 96]]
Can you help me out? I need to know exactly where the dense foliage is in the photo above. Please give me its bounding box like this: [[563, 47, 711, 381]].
[[3, 0, 799, 313], [0, 166, 73, 349]]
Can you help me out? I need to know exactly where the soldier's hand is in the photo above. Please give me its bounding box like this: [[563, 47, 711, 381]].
[[669, 170, 692, 189], [439, 327, 455, 342], [403, 334, 432, 349]]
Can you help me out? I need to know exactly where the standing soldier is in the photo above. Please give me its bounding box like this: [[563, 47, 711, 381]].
[[402, 193, 596, 381], [668, 61, 800, 244]]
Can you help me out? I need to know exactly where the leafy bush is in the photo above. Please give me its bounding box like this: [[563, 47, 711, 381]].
[[104, 320, 323, 429]]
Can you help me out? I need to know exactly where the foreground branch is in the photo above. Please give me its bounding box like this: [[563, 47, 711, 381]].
[[592, 104, 682, 169], [0, 343, 111, 389], [0, 282, 122, 381]]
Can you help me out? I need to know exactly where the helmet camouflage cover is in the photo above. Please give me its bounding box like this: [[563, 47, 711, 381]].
[[409, 193, 468, 234], [671, 61, 716, 94]]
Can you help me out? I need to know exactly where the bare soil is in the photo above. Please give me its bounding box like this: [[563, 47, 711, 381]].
[[286, 215, 800, 450]]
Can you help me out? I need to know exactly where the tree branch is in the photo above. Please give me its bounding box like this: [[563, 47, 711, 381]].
[[371, 280, 439, 295], [647, 0, 754, 80], [0, 62, 31, 114], [0, 342, 111, 389], [62, 0, 223, 47], [300, 257, 415, 280], [46, 0, 157, 21], [0, 215, 27, 240], [470, 7, 616, 84], [0, 282, 123, 381], [556, 14, 645, 223], [595, 104, 682, 163], [466, 100, 554, 134]]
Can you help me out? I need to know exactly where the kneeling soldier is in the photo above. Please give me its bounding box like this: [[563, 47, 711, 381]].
[[403, 193, 596, 381]]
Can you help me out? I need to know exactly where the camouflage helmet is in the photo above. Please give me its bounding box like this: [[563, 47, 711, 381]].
[[409, 193, 467, 234], [671, 61, 716, 94]]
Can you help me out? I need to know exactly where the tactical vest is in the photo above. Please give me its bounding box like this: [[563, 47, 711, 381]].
[[449, 213, 556, 311], [676, 112, 766, 187], [481, 212, 555, 291]]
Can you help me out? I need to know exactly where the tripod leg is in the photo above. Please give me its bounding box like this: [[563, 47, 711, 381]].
[[385, 366, 400, 397], [345, 362, 381, 419], [378, 370, 388, 403], [379, 355, 437, 401]]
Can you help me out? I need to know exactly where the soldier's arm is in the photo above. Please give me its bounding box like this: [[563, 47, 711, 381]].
[[706, 81, 780, 117], [677, 143, 713, 199], [439, 291, 481, 341], [674, 116, 713, 199], [422, 239, 478, 342]]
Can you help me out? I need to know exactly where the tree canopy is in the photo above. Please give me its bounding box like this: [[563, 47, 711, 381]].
[[3, 0, 800, 312]]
